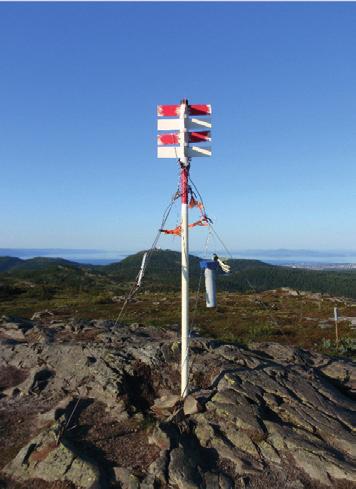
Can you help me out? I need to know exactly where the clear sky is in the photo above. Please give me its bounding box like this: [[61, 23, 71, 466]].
[[1, 2, 355, 253]]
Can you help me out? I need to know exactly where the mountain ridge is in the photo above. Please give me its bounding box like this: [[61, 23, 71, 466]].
[[1, 249, 356, 299]]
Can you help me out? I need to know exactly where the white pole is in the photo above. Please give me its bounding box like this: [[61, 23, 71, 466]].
[[180, 99, 189, 399], [334, 306, 339, 345]]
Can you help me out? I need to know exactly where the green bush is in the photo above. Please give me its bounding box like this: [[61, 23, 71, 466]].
[[247, 322, 275, 342]]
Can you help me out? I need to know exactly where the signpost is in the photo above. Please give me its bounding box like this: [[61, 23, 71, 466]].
[[157, 99, 212, 398]]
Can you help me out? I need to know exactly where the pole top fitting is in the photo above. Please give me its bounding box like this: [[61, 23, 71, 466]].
[[179, 159, 191, 170]]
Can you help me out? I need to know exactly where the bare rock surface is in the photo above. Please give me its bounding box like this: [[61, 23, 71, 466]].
[[0, 316, 355, 489], [3, 425, 100, 488]]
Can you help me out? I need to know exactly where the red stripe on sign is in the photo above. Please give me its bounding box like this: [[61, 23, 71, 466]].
[[189, 131, 211, 142], [157, 133, 180, 145], [189, 104, 212, 115], [157, 105, 180, 117]]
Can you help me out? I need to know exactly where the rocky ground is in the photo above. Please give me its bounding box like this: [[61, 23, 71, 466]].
[[0, 314, 355, 489]]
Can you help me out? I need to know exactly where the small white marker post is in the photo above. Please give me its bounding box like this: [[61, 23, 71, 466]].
[[157, 100, 212, 399], [334, 306, 339, 346]]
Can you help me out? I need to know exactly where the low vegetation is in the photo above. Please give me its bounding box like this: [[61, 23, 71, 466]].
[[0, 250, 355, 358]]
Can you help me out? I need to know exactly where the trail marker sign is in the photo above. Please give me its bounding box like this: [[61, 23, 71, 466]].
[[157, 104, 212, 117], [157, 102, 212, 160], [157, 117, 212, 131], [156, 99, 212, 399], [157, 131, 211, 146]]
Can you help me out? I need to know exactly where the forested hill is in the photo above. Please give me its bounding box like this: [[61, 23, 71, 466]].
[[0, 257, 23, 273], [105, 250, 356, 298], [0, 256, 80, 273], [0, 250, 356, 299]]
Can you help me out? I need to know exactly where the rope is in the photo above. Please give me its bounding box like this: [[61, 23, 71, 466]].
[[209, 225, 233, 260], [188, 175, 208, 217], [113, 185, 180, 326], [189, 177, 289, 340], [65, 396, 81, 430]]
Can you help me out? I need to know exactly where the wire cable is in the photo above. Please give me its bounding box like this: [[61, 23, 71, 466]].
[[189, 176, 289, 339], [113, 184, 180, 326]]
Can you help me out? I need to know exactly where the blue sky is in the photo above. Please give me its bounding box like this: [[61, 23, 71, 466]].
[[1, 2, 355, 252]]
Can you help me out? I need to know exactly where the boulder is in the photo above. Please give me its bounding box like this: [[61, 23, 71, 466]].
[[151, 393, 180, 417], [183, 394, 203, 415]]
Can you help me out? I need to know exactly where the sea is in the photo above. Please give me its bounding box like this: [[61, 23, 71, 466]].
[[0, 248, 128, 266], [1, 248, 356, 268]]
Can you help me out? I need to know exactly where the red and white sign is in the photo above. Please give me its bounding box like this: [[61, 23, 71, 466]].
[[157, 117, 212, 131], [189, 104, 212, 116], [157, 146, 212, 159], [157, 133, 179, 145], [188, 117, 212, 130], [157, 104, 212, 117], [157, 105, 180, 117], [189, 131, 211, 143], [157, 102, 212, 158], [188, 145, 212, 157], [158, 131, 211, 145]]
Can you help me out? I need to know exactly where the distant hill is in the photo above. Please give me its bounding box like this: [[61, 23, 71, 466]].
[[0, 256, 109, 301], [1, 249, 356, 299], [105, 249, 356, 298], [105, 249, 201, 289], [217, 261, 356, 298], [0, 257, 24, 273], [0, 256, 80, 273], [105, 250, 272, 276], [104, 250, 274, 290]]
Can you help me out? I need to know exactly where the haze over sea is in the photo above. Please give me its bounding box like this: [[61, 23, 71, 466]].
[[1, 248, 356, 267]]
